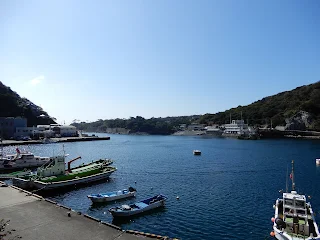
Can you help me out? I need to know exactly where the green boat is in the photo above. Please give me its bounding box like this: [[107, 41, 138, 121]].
[[0, 169, 32, 179], [12, 154, 116, 191]]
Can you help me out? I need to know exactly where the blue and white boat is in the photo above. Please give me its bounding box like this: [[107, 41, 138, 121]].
[[87, 187, 136, 203], [109, 194, 167, 217]]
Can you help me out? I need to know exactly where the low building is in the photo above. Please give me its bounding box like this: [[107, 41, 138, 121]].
[[0, 117, 27, 139], [188, 124, 205, 131], [205, 126, 223, 136], [52, 125, 77, 137], [179, 124, 187, 130], [37, 125, 51, 131], [15, 127, 37, 138]]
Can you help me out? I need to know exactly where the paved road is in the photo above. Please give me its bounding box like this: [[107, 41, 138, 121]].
[[0, 183, 172, 240]]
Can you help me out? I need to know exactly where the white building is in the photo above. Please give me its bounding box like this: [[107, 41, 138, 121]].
[[37, 125, 51, 131], [52, 125, 77, 137], [15, 124, 78, 138], [223, 120, 249, 136]]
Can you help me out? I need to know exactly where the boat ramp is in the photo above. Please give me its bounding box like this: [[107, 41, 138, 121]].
[[0, 182, 176, 240]]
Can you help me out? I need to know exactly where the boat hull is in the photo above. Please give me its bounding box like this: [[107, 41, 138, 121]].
[[0, 161, 49, 171], [110, 200, 165, 217], [88, 191, 135, 203], [13, 168, 116, 191]]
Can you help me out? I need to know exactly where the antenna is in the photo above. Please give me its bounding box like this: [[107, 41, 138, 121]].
[[291, 160, 295, 191]]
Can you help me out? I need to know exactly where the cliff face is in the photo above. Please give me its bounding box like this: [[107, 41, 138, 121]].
[[0, 81, 55, 126], [285, 111, 312, 131]]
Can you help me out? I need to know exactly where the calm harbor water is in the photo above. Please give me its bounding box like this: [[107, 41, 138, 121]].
[[3, 134, 320, 240]]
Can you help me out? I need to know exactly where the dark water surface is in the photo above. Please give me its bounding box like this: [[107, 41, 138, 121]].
[[4, 134, 320, 239]]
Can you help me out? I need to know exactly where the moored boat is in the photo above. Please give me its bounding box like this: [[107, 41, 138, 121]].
[[0, 148, 50, 171], [193, 150, 201, 155], [0, 169, 33, 179], [316, 159, 320, 165], [109, 194, 167, 217], [12, 152, 116, 191], [271, 160, 320, 239], [87, 186, 136, 203]]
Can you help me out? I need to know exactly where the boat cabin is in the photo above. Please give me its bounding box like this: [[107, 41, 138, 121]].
[[37, 156, 65, 177], [282, 191, 310, 236]]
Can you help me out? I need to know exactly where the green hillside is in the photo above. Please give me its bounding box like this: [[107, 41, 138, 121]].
[[73, 81, 320, 134], [199, 81, 320, 130], [0, 81, 55, 126], [72, 115, 200, 135]]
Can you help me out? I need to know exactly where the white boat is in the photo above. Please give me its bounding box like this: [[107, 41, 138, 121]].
[[193, 150, 201, 155], [271, 160, 320, 240], [87, 187, 136, 203], [0, 148, 50, 171], [316, 159, 320, 165], [109, 194, 167, 217]]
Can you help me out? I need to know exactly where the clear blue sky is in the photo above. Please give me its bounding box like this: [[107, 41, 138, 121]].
[[1, 0, 319, 124]]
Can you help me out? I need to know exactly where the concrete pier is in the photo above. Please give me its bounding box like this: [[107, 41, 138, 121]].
[[0, 183, 173, 240]]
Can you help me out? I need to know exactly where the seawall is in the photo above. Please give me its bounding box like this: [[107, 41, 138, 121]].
[[1, 136, 110, 146], [0, 182, 175, 240]]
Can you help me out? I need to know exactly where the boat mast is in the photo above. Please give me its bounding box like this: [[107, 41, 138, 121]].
[[285, 164, 288, 193], [291, 160, 295, 191], [0, 137, 3, 158]]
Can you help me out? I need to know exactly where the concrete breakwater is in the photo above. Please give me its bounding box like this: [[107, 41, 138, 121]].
[[1, 136, 110, 146], [0, 182, 175, 240]]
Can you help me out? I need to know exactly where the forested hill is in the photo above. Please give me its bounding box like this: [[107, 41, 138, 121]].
[[74, 81, 320, 134], [72, 115, 200, 135], [199, 81, 320, 130], [0, 81, 55, 126]]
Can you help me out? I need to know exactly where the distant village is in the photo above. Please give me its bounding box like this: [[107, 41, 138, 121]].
[[174, 119, 258, 138], [0, 117, 78, 140]]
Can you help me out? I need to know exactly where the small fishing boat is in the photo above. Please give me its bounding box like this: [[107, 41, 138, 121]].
[[87, 187, 136, 203], [193, 150, 201, 155], [109, 194, 167, 217], [271, 160, 320, 239], [316, 159, 320, 165]]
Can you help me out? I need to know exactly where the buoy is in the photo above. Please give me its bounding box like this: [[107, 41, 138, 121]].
[[271, 217, 275, 222], [176, 196, 180, 200], [270, 231, 275, 237], [135, 181, 137, 184]]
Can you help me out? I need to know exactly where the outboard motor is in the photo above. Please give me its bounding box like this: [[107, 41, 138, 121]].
[[275, 217, 286, 229]]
